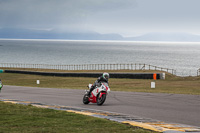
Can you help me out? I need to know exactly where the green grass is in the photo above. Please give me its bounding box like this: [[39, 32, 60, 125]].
[[0, 68, 200, 95], [0, 101, 157, 133]]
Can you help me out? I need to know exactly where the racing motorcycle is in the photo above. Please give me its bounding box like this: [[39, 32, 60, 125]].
[[83, 82, 110, 106]]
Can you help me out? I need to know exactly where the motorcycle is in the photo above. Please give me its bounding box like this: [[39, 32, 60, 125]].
[[83, 82, 110, 106]]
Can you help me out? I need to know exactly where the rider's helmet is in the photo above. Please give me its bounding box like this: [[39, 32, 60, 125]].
[[103, 72, 109, 80]]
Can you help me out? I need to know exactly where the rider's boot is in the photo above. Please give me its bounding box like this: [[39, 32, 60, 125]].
[[86, 86, 94, 97]]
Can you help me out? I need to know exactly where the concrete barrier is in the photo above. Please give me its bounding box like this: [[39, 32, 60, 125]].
[[4, 70, 165, 79]]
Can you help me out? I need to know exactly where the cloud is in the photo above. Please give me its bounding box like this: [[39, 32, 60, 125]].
[[0, 0, 200, 36], [86, 0, 200, 36], [0, 0, 136, 30]]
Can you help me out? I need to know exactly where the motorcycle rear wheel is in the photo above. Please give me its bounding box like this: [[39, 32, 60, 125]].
[[83, 94, 90, 104], [97, 94, 106, 105]]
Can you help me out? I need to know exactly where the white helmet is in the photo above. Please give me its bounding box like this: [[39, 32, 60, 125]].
[[103, 72, 109, 80]]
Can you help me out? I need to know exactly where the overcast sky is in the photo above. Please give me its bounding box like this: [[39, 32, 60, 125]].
[[0, 0, 200, 37]]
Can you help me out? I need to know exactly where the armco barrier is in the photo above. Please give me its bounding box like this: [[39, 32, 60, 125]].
[[4, 70, 165, 79], [0, 63, 176, 75]]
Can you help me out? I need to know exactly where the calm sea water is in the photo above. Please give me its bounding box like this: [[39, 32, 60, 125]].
[[0, 39, 200, 76]]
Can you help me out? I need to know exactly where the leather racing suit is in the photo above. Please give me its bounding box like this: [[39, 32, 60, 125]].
[[88, 76, 109, 96]]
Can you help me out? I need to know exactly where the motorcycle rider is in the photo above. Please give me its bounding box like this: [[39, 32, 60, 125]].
[[86, 72, 109, 97]]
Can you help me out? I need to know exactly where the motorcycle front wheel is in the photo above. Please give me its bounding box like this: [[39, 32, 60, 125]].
[[83, 94, 90, 104], [97, 93, 106, 106]]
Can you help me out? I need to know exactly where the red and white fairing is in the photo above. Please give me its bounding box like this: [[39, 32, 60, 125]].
[[88, 82, 110, 103]]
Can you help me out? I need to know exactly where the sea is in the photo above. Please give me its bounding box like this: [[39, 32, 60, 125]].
[[0, 39, 200, 76]]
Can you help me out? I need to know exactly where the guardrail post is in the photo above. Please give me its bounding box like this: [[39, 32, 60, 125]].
[[135, 63, 136, 70], [199, 69, 200, 76]]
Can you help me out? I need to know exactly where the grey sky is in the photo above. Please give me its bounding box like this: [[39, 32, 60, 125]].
[[0, 0, 200, 37]]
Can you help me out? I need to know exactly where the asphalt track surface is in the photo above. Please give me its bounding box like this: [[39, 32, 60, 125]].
[[1, 85, 200, 127]]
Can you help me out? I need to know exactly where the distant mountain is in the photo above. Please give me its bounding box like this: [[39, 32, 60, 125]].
[[125, 32, 200, 42], [1, 28, 200, 42], [0, 28, 123, 40]]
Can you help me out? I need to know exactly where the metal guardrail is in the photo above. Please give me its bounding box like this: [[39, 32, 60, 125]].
[[0, 63, 176, 75]]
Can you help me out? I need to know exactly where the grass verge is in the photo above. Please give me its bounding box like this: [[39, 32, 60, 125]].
[[0, 68, 200, 95], [0, 101, 157, 133]]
